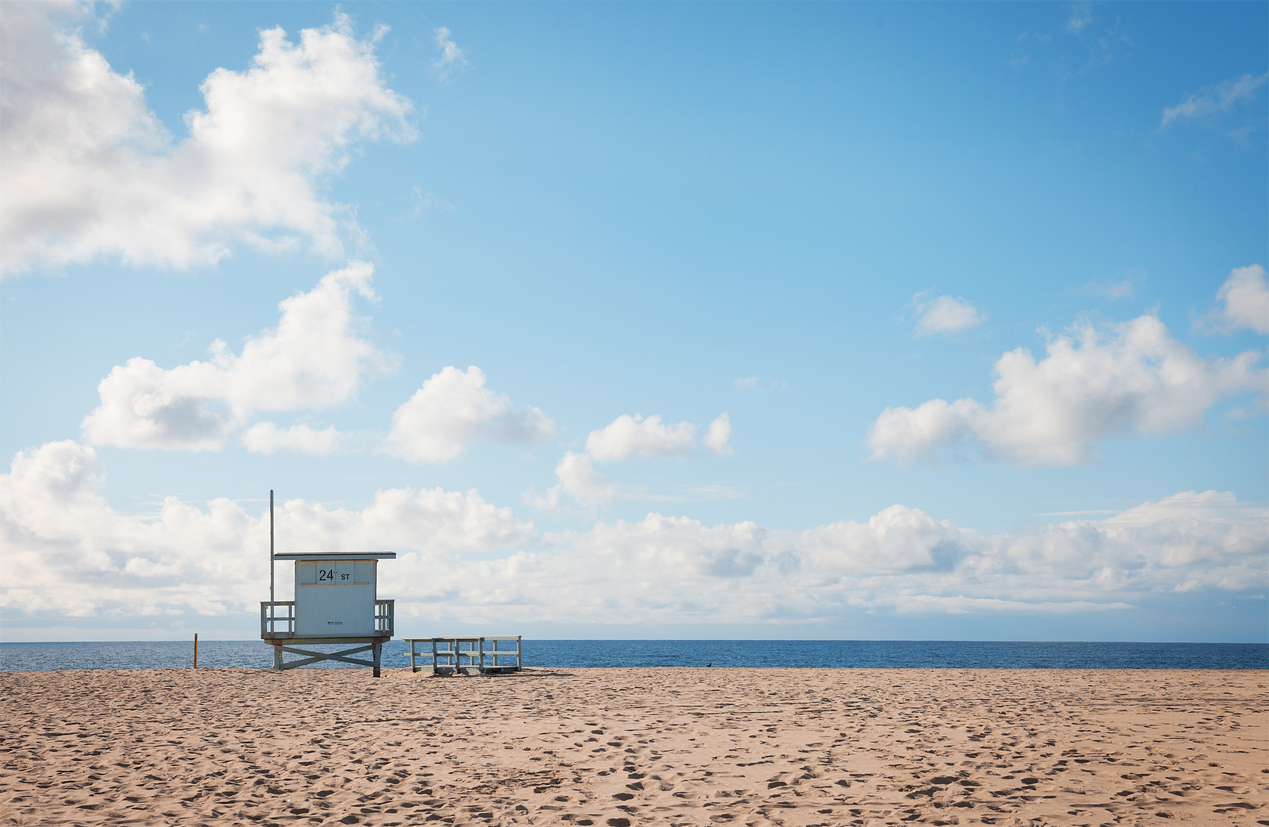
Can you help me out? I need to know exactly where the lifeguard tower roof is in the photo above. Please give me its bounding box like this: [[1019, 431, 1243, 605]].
[[275, 552, 397, 560]]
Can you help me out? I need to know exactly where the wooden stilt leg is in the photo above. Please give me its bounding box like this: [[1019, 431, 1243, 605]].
[[373, 642, 382, 678]]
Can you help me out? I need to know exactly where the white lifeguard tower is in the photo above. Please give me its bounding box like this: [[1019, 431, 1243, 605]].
[[259, 493, 396, 676]]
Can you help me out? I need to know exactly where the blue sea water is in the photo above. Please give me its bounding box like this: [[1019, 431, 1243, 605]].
[[0, 639, 1265, 672]]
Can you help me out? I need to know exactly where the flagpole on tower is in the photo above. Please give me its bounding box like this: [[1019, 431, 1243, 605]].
[[269, 490, 275, 605]]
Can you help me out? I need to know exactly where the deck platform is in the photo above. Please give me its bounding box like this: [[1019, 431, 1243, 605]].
[[404, 636, 522, 675], [262, 599, 395, 676]]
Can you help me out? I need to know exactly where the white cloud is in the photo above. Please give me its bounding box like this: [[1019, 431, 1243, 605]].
[[240, 422, 342, 456], [0, 7, 415, 275], [432, 26, 469, 81], [81, 261, 388, 450], [531, 411, 736, 509], [555, 451, 618, 506], [537, 490, 1265, 626], [81, 356, 237, 451], [0, 441, 533, 620], [527, 451, 619, 511], [1212, 264, 1269, 335], [869, 397, 983, 465], [703, 413, 734, 456], [385, 366, 553, 463], [1161, 71, 1268, 129], [870, 314, 1266, 466], [912, 293, 987, 337], [274, 486, 534, 553], [2, 441, 1264, 629], [585, 413, 697, 461]]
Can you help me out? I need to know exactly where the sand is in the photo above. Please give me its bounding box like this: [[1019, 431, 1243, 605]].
[[0, 667, 1264, 827]]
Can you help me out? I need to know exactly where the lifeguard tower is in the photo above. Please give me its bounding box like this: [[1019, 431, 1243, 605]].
[[259, 493, 396, 676]]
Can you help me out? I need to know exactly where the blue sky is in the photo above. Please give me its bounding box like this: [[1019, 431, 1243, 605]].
[[1, 1, 1265, 642]]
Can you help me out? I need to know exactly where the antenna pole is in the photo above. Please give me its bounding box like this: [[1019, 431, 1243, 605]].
[[269, 490, 275, 605]]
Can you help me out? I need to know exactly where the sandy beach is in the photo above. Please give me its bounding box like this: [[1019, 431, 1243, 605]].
[[0, 667, 1264, 826]]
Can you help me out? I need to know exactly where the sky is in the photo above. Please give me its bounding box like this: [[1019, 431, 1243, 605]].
[[1, 1, 1266, 643]]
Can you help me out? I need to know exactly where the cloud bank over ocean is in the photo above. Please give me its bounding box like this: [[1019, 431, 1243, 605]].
[[3, 440, 1263, 636]]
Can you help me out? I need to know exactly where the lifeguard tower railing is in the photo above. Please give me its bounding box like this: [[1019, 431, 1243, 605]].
[[404, 636, 522, 675], [261, 600, 395, 638]]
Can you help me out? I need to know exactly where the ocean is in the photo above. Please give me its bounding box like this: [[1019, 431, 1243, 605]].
[[1, 639, 1265, 672]]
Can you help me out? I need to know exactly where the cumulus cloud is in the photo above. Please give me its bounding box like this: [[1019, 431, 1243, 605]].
[[1210, 264, 1269, 335], [527, 451, 620, 510], [432, 26, 468, 81], [870, 314, 1266, 466], [2, 442, 1264, 630], [912, 293, 987, 337], [240, 422, 342, 456], [1161, 71, 1268, 129], [703, 413, 734, 456], [385, 366, 553, 463], [81, 261, 388, 450], [274, 486, 534, 553], [531, 411, 735, 510], [537, 490, 1266, 626], [0, 441, 533, 620], [0, 6, 415, 275], [585, 414, 697, 461]]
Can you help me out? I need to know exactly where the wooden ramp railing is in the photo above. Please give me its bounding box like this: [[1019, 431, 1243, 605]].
[[404, 636, 522, 674]]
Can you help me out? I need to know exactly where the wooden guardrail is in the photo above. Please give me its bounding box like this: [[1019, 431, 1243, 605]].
[[260, 600, 394, 638], [403, 636, 522, 674], [260, 601, 296, 636]]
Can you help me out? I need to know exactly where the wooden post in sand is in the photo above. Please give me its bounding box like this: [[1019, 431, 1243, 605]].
[[193, 633, 198, 668]]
